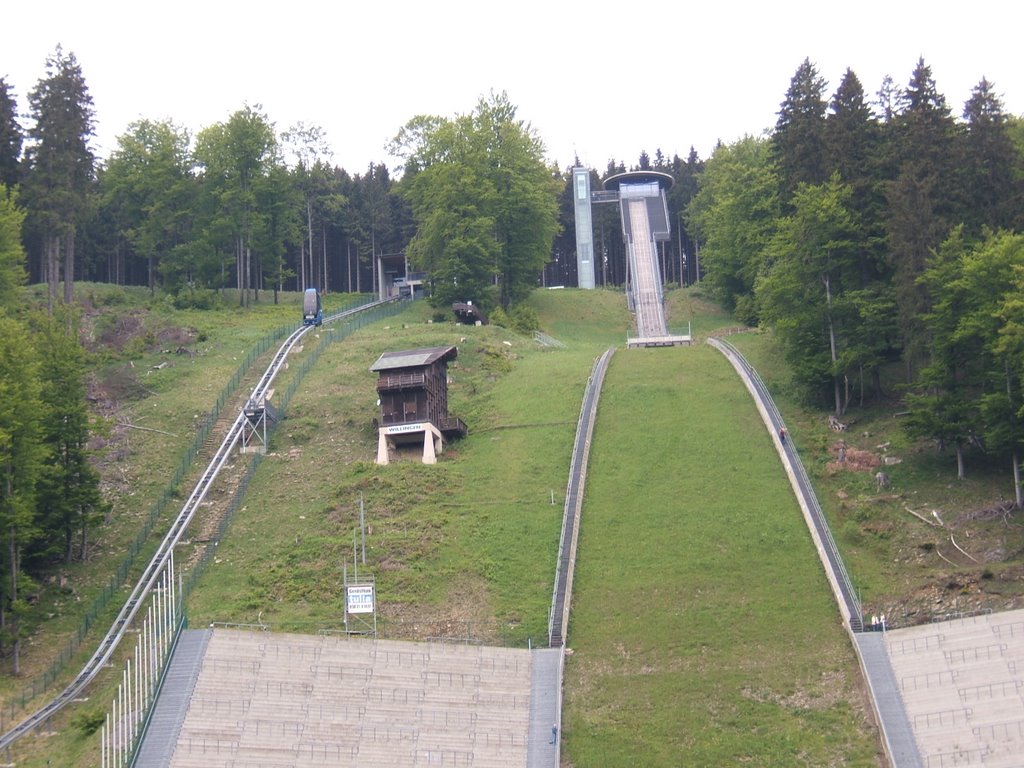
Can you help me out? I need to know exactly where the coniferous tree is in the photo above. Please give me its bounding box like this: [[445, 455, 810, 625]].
[[961, 78, 1022, 235], [772, 58, 829, 204], [547, 167, 578, 288], [885, 58, 962, 375], [0, 78, 22, 189], [668, 148, 703, 285], [252, 159, 299, 302], [281, 123, 340, 292], [22, 46, 96, 311], [826, 69, 882, 230], [825, 69, 896, 397]]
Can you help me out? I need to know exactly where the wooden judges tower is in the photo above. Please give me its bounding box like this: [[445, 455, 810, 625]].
[[370, 346, 467, 465]]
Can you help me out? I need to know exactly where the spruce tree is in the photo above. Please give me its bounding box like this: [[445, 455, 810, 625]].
[[961, 78, 1022, 235], [885, 58, 962, 375], [772, 58, 829, 204], [0, 78, 22, 189], [826, 68, 887, 286], [23, 46, 96, 311]]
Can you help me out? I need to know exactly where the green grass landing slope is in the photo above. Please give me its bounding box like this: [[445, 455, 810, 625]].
[[562, 346, 880, 767]]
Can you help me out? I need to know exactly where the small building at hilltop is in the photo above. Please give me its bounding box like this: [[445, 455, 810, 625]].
[[370, 346, 467, 465]]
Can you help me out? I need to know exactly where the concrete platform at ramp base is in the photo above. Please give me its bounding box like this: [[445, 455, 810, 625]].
[[626, 334, 692, 348], [141, 628, 561, 768], [884, 607, 1024, 768]]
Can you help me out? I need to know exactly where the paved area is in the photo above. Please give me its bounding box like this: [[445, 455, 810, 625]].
[[146, 628, 541, 768], [527, 647, 562, 767], [884, 609, 1024, 767], [854, 632, 923, 767]]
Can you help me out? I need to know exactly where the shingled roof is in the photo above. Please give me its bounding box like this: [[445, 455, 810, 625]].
[[369, 345, 458, 372]]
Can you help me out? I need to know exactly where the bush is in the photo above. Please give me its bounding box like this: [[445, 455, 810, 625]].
[[509, 305, 539, 334], [72, 709, 107, 735], [489, 307, 510, 328]]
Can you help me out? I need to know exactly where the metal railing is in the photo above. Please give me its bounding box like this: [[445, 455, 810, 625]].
[[548, 348, 615, 646]]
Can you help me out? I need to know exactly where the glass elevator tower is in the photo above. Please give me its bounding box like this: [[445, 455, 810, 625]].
[[572, 167, 596, 289]]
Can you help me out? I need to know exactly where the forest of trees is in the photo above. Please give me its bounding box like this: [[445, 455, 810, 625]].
[[687, 57, 1024, 503], [0, 48, 699, 316], [1, 45, 1023, 673]]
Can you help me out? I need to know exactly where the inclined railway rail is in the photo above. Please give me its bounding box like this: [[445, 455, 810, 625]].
[[0, 297, 397, 754]]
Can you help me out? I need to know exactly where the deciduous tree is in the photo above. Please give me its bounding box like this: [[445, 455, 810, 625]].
[[392, 92, 559, 311], [0, 315, 45, 675], [756, 174, 861, 411], [685, 136, 778, 323], [101, 119, 194, 293], [34, 310, 106, 564], [0, 187, 28, 307]]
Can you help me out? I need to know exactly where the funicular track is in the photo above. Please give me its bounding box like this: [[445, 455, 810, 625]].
[[0, 297, 398, 753]]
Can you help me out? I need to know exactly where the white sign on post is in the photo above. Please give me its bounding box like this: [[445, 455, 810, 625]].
[[347, 584, 375, 614]]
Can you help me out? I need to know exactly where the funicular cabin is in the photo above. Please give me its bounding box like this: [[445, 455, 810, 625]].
[[370, 346, 467, 465]]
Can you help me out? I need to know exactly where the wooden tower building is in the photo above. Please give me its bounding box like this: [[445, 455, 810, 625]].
[[370, 346, 467, 465]]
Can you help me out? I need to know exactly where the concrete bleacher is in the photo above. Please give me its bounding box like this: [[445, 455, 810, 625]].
[[164, 628, 534, 768], [885, 608, 1024, 767]]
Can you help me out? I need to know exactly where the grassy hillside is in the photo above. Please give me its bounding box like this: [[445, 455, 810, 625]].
[[184, 294, 627, 642], [1, 286, 365, 765], [9, 283, 1021, 766]]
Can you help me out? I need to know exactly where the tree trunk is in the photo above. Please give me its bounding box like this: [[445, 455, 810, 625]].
[[956, 442, 966, 480], [46, 234, 59, 316], [64, 229, 75, 305], [1013, 450, 1023, 509], [80, 512, 89, 563], [306, 198, 314, 288], [246, 242, 253, 307], [824, 274, 841, 416], [322, 222, 328, 293], [9, 519, 20, 676]]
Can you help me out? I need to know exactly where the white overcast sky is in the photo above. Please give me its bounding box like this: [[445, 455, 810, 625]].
[[4, 0, 1022, 175]]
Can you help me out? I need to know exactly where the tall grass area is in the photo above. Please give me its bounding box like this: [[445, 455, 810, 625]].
[[562, 347, 880, 766]]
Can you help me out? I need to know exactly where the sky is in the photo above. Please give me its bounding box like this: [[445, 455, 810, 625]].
[[4, 0, 1023, 176]]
